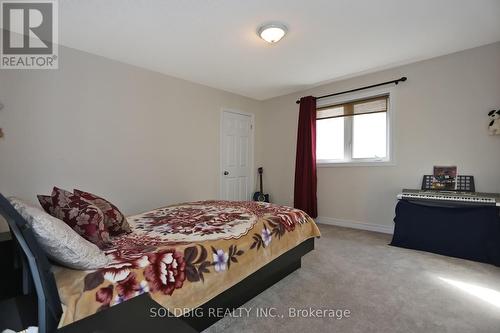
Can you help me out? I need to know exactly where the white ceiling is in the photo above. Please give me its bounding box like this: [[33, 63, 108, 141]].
[[60, 0, 500, 100]]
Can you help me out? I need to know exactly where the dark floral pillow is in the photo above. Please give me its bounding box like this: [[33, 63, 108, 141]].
[[51, 187, 74, 208], [37, 195, 54, 215], [74, 189, 131, 236], [50, 187, 112, 248]]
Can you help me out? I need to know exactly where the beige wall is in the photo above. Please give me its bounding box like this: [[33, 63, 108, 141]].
[[0, 46, 263, 232], [261, 42, 500, 231], [2, 42, 499, 234]]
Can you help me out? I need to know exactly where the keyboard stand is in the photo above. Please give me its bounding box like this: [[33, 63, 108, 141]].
[[391, 199, 500, 266]]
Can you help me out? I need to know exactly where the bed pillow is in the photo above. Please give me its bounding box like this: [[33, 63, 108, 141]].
[[74, 189, 131, 236], [37, 194, 54, 214], [8, 197, 110, 270], [50, 187, 74, 209], [50, 187, 112, 249]]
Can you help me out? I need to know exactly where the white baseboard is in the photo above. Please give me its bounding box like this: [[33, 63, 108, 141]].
[[316, 216, 394, 234]]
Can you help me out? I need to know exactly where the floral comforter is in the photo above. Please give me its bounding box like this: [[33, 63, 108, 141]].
[[54, 200, 321, 327]]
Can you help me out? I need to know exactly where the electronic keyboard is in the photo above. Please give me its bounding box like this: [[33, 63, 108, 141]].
[[397, 189, 500, 207]]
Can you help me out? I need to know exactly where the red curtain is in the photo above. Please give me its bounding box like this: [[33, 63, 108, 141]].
[[294, 96, 318, 218]]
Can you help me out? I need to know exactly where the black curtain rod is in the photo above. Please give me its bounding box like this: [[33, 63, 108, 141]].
[[295, 76, 407, 104]]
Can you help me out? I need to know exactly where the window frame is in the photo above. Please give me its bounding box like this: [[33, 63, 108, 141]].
[[316, 86, 395, 167]]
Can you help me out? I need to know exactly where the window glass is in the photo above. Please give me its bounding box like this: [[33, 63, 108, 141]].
[[352, 112, 387, 159], [316, 118, 344, 160]]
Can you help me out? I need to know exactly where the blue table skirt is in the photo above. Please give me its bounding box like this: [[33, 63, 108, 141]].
[[391, 200, 500, 266]]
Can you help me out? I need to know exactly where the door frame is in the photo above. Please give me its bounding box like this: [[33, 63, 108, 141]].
[[219, 108, 255, 200]]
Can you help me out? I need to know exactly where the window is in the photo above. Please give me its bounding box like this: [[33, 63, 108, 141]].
[[316, 92, 392, 165]]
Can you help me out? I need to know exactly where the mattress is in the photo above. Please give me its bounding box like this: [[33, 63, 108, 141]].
[[54, 200, 321, 327]]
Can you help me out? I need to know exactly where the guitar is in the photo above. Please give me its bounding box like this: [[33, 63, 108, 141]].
[[253, 167, 270, 203]]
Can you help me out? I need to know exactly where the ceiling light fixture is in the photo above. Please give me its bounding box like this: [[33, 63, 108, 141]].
[[257, 23, 287, 44]]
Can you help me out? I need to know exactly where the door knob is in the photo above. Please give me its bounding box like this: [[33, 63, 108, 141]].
[[224, 171, 229, 175]]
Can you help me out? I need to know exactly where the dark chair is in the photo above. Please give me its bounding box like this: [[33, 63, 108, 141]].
[[0, 194, 62, 333]]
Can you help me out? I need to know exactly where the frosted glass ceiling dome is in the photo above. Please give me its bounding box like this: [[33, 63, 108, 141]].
[[258, 23, 288, 43]]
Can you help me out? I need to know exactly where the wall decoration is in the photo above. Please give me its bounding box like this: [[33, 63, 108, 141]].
[[488, 109, 500, 135]]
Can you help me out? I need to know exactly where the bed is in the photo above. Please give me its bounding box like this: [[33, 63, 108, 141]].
[[0, 195, 320, 333]]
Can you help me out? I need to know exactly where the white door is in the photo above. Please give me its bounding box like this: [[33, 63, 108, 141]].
[[221, 110, 253, 201]]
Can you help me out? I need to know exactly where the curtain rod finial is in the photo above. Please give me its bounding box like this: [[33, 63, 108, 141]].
[[394, 77, 407, 85]]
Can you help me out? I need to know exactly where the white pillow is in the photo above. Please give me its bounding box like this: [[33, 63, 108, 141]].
[[8, 197, 110, 270]]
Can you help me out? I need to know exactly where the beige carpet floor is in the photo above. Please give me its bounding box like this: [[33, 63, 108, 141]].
[[205, 224, 500, 333]]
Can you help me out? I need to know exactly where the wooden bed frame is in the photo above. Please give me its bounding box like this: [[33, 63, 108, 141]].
[[0, 194, 315, 333]]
